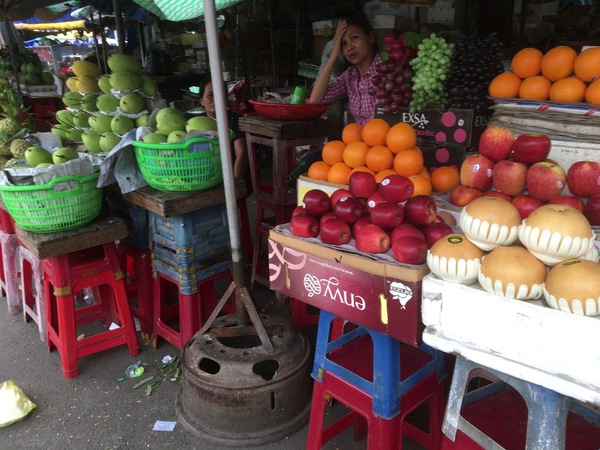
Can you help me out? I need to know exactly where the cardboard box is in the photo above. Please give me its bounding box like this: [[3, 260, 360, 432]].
[[269, 226, 429, 345], [297, 175, 346, 205], [376, 106, 490, 147], [421, 143, 466, 171]]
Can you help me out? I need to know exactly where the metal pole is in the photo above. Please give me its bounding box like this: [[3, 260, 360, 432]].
[[204, 0, 249, 326], [112, 0, 126, 53]]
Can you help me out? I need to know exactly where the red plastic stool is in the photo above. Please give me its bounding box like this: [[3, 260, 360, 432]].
[[43, 242, 140, 378], [116, 242, 154, 336], [0, 230, 20, 314], [307, 339, 445, 450], [289, 298, 320, 334], [152, 269, 235, 350], [251, 199, 295, 288], [19, 244, 46, 342]]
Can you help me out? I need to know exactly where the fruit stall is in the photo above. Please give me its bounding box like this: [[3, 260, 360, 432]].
[[0, 0, 599, 448]]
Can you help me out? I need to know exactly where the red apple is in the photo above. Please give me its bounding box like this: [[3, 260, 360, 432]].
[[319, 211, 338, 227], [404, 194, 437, 227], [449, 185, 483, 207], [290, 214, 319, 238], [330, 188, 352, 207], [378, 174, 414, 203], [512, 195, 545, 219], [422, 222, 453, 247], [319, 218, 351, 245], [492, 159, 527, 196], [566, 161, 600, 197], [512, 133, 552, 164], [584, 193, 600, 226], [366, 190, 387, 213], [348, 171, 377, 199], [526, 161, 566, 201], [291, 205, 306, 218], [390, 223, 425, 243], [548, 195, 585, 213], [353, 216, 372, 236], [369, 202, 404, 230], [302, 189, 332, 217], [354, 224, 391, 254], [460, 154, 495, 191], [478, 125, 515, 162], [481, 190, 513, 202], [391, 236, 428, 265], [333, 196, 368, 224]]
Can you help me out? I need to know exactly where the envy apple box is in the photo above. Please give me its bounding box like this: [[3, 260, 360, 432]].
[[268, 224, 429, 346]]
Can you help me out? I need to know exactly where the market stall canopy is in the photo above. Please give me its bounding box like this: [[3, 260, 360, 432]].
[[0, 0, 81, 21], [131, 0, 244, 21]]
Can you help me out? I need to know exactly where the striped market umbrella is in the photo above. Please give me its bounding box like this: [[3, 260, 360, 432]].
[[131, 0, 243, 21]]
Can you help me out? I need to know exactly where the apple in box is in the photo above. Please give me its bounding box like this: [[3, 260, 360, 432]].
[[302, 189, 331, 217], [422, 222, 453, 247], [526, 161, 566, 201], [404, 195, 437, 227], [391, 236, 428, 265], [460, 154, 495, 191], [353, 216, 372, 236], [348, 171, 377, 199], [378, 174, 414, 203], [334, 196, 368, 224], [478, 125, 515, 162], [290, 214, 319, 238], [354, 224, 391, 254], [330, 188, 352, 207], [319, 218, 351, 245], [584, 193, 600, 226], [512, 195, 545, 219], [449, 185, 483, 207], [391, 223, 425, 243], [566, 161, 600, 198], [492, 159, 527, 196], [370, 202, 404, 230], [548, 195, 585, 214], [367, 190, 387, 213], [513, 133, 551, 164], [481, 190, 513, 202]]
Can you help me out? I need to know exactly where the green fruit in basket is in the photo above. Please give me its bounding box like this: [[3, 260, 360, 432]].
[[36, 162, 54, 168], [185, 116, 217, 132], [156, 107, 187, 135], [99, 132, 121, 153], [67, 128, 83, 141], [10, 139, 30, 158], [25, 146, 53, 166], [98, 74, 112, 95], [73, 111, 89, 128], [111, 115, 135, 135], [56, 110, 75, 127], [135, 113, 149, 127], [110, 72, 143, 91], [119, 92, 145, 114], [107, 53, 142, 74], [141, 75, 157, 97], [51, 124, 70, 141], [52, 147, 79, 164], [81, 130, 102, 153], [62, 91, 82, 108], [80, 93, 99, 112], [141, 132, 167, 144], [89, 113, 114, 133], [167, 130, 186, 143], [96, 93, 119, 113]]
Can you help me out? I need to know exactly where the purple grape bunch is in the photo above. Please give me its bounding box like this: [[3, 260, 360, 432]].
[[370, 34, 417, 114]]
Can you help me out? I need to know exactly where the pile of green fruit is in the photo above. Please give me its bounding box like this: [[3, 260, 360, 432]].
[[0, 48, 54, 87], [23, 145, 79, 168], [141, 108, 218, 144], [56, 53, 159, 154]]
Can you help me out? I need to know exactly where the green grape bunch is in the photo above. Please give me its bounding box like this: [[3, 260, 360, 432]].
[[409, 33, 454, 113]]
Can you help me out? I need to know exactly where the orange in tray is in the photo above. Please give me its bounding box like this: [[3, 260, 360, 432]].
[[386, 122, 417, 153], [307, 161, 331, 181], [321, 140, 345, 165], [408, 174, 432, 196], [488, 71, 521, 98], [511, 47, 543, 79], [361, 118, 390, 147], [541, 45, 577, 81], [518, 75, 551, 101], [585, 79, 600, 106], [393, 147, 424, 177], [549, 77, 587, 103], [341, 122, 363, 144], [343, 141, 369, 168], [327, 162, 352, 184], [431, 166, 460, 193], [365, 145, 394, 172], [574, 47, 600, 83]]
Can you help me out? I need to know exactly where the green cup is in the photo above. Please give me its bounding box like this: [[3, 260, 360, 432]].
[[290, 86, 307, 104]]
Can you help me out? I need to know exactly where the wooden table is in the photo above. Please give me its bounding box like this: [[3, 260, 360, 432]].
[[123, 179, 247, 218]]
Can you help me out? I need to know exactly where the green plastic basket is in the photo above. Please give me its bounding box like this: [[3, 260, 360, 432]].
[[0, 172, 102, 233], [132, 136, 223, 192]]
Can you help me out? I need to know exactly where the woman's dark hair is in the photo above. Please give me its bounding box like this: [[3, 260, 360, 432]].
[[198, 74, 212, 97], [343, 11, 378, 53]]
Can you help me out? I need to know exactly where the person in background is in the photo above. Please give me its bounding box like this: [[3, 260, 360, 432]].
[[309, 11, 382, 126], [198, 75, 249, 186]]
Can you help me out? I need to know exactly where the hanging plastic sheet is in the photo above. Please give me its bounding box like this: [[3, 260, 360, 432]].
[[131, 0, 244, 21]]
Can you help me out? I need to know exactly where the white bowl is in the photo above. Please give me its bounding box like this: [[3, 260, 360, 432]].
[[477, 270, 544, 300], [426, 251, 481, 285], [460, 210, 520, 251], [518, 225, 595, 266]]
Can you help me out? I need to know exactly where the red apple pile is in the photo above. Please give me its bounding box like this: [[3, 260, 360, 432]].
[[290, 172, 455, 266], [449, 124, 600, 224]]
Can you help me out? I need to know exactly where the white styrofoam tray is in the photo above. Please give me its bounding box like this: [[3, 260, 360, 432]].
[[421, 274, 600, 406]]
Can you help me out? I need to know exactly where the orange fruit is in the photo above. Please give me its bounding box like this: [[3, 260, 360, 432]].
[[321, 140, 345, 165], [540, 45, 577, 81], [343, 141, 370, 168], [585, 78, 600, 106], [393, 147, 423, 177], [430, 166, 460, 193], [342, 122, 363, 144], [386, 122, 417, 153], [418, 166, 431, 181], [365, 145, 394, 172], [350, 165, 376, 176], [327, 162, 352, 185], [511, 47, 543, 79], [307, 161, 331, 181], [408, 174, 432, 197], [374, 168, 398, 183], [488, 72, 522, 98], [361, 118, 390, 147], [549, 77, 587, 103], [518, 75, 551, 100], [574, 47, 600, 83]]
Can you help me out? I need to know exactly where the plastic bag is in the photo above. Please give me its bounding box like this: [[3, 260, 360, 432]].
[[0, 380, 36, 428]]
